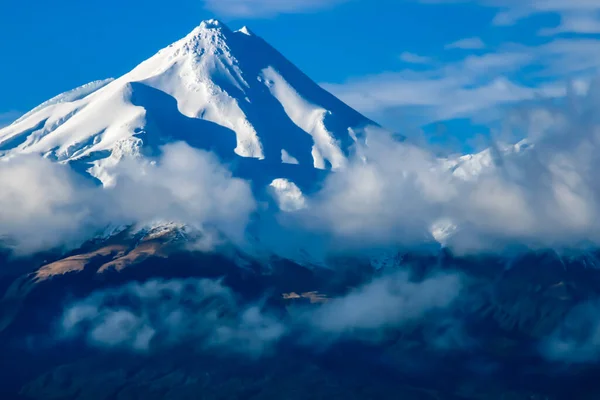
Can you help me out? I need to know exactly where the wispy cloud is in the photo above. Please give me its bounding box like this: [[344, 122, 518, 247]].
[[445, 37, 486, 50], [61, 278, 285, 355], [309, 271, 463, 338], [324, 38, 600, 124], [540, 13, 600, 35], [399, 52, 433, 64], [324, 52, 548, 122], [59, 271, 464, 354], [422, 0, 600, 29], [334, 1, 600, 128], [202, 0, 348, 17], [490, 0, 600, 27]]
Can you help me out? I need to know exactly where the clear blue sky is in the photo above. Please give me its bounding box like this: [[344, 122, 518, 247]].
[[2, 0, 600, 145]]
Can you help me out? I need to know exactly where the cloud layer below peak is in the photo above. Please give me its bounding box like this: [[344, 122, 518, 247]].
[[0, 142, 256, 255]]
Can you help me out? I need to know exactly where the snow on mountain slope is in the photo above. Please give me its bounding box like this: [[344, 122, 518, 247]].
[[443, 139, 532, 181], [10, 79, 115, 127], [0, 20, 375, 185]]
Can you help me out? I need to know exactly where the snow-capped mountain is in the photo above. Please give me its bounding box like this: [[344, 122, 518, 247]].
[[0, 19, 375, 185], [0, 18, 541, 264]]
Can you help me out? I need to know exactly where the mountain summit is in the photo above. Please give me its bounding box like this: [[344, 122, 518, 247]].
[[0, 20, 375, 185]]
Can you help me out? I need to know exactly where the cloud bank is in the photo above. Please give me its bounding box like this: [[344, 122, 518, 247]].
[[0, 156, 100, 254], [0, 142, 256, 255], [309, 271, 463, 338], [107, 142, 256, 245], [61, 278, 285, 356], [286, 81, 600, 254], [59, 271, 464, 355], [5, 83, 600, 257]]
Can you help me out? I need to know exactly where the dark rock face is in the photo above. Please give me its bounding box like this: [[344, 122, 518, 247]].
[[3, 236, 600, 399]]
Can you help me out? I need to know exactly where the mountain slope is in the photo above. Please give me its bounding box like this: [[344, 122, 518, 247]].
[[0, 20, 375, 185]]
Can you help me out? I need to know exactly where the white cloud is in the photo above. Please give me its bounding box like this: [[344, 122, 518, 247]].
[[290, 83, 600, 253], [309, 271, 463, 338], [61, 278, 285, 355], [107, 142, 256, 244], [399, 52, 433, 64], [295, 132, 456, 249], [202, 0, 348, 17], [364, 1, 600, 128], [0, 156, 100, 254], [60, 272, 464, 353], [323, 61, 547, 122], [324, 38, 600, 124], [492, 0, 600, 26], [445, 37, 486, 50], [541, 13, 600, 35], [422, 0, 600, 28], [0, 142, 256, 255], [534, 39, 600, 77]]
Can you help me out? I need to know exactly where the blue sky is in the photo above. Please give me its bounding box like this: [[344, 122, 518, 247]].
[[2, 0, 600, 146]]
